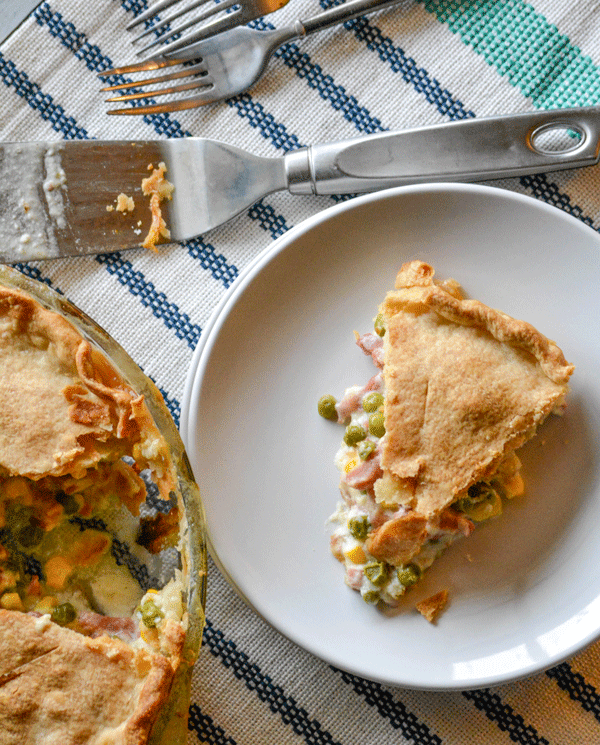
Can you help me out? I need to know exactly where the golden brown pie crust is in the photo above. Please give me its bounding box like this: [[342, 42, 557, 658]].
[[0, 284, 176, 496], [0, 610, 178, 745], [379, 261, 574, 517]]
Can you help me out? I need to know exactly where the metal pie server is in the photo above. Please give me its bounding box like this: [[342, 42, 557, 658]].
[[1, 106, 599, 263]]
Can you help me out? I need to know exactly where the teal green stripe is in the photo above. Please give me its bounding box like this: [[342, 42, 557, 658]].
[[418, 0, 600, 108]]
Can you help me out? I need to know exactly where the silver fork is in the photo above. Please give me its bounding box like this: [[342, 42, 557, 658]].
[[100, 0, 405, 115], [127, 0, 291, 58]]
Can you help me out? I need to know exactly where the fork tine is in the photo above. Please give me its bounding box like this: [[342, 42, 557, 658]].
[[100, 62, 208, 93], [105, 75, 212, 104], [107, 91, 217, 115], [98, 56, 185, 78], [136, 0, 239, 55], [132, 0, 220, 43], [126, 0, 183, 30]]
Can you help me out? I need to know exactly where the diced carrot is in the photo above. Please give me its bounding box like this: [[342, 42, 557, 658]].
[[69, 531, 111, 567], [45, 556, 73, 590]]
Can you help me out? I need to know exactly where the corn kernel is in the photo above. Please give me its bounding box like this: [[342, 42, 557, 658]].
[[504, 473, 525, 498], [34, 596, 59, 615], [140, 624, 159, 646], [1, 592, 23, 611], [344, 459, 358, 474], [345, 546, 367, 564]]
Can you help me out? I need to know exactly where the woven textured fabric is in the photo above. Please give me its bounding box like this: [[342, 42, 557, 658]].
[[2, 1, 600, 743]]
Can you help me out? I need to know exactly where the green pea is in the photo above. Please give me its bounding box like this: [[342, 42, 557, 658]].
[[348, 515, 369, 541], [16, 521, 44, 549], [141, 599, 164, 628], [362, 392, 384, 413], [368, 412, 385, 438], [317, 394, 338, 421], [362, 590, 380, 605], [374, 313, 386, 337], [55, 491, 80, 516], [51, 602, 77, 626], [363, 561, 388, 587], [357, 440, 376, 461], [344, 424, 367, 447], [397, 564, 421, 588]]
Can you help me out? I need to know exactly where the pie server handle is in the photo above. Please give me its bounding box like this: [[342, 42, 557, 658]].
[[285, 106, 600, 194]]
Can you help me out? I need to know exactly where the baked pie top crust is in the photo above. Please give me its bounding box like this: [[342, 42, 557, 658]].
[[0, 610, 180, 745], [0, 285, 176, 496], [380, 261, 574, 516]]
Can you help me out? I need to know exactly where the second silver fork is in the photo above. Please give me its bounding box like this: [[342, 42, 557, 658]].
[[101, 0, 406, 115], [127, 0, 291, 57]]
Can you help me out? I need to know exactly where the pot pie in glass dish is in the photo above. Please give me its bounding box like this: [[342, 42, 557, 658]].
[[321, 261, 574, 622], [0, 265, 206, 745]]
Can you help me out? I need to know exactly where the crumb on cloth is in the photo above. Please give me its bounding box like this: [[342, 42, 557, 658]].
[[416, 590, 449, 624], [141, 162, 174, 252]]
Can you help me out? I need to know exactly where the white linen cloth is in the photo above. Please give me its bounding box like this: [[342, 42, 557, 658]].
[[1, 1, 600, 743]]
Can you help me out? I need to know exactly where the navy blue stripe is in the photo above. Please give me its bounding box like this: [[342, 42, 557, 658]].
[[184, 236, 240, 288], [340, 11, 475, 121], [333, 668, 442, 744], [188, 704, 237, 744], [156, 384, 182, 428], [96, 252, 202, 350], [247, 199, 290, 239], [202, 619, 344, 745], [462, 689, 549, 745], [547, 662, 600, 723], [252, 12, 473, 134], [519, 172, 596, 228], [12, 264, 61, 292], [0, 51, 88, 138]]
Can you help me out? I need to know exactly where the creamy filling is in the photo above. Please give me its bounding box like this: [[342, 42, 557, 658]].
[[0, 460, 181, 649]]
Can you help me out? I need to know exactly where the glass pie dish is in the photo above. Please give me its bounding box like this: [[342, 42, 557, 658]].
[[0, 263, 207, 745]]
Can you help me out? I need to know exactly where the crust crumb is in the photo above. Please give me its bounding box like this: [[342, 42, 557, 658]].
[[416, 590, 448, 624], [141, 162, 174, 252], [116, 193, 135, 213]]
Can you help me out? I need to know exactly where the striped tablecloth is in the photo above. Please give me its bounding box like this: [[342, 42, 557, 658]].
[[2, 1, 600, 743]]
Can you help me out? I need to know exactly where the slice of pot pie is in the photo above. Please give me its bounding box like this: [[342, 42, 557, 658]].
[[321, 260, 574, 615], [0, 283, 190, 743]]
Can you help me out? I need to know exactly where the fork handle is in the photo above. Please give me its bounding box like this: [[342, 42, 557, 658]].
[[297, 0, 405, 36], [285, 107, 600, 194]]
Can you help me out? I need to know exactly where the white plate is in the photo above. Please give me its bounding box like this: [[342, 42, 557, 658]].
[[181, 183, 600, 690]]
